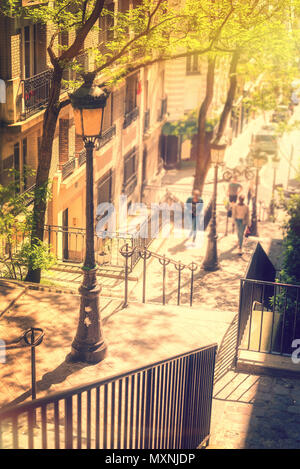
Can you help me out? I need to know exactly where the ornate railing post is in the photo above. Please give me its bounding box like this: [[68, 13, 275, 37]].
[[120, 243, 136, 307], [188, 262, 198, 307], [175, 261, 186, 306], [139, 247, 152, 304], [158, 255, 171, 305]]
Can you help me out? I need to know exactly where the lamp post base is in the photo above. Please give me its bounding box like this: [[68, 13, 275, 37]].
[[68, 269, 107, 364], [203, 237, 219, 272]]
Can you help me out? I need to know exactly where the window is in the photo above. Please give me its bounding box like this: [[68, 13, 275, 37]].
[[59, 118, 69, 164], [14, 143, 20, 193], [186, 54, 201, 75], [99, 3, 115, 48], [123, 147, 137, 196], [119, 0, 130, 13], [102, 92, 114, 132], [125, 74, 138, 114], [22, 25, 37, 79], [97, 169, 113, 206], [106, 3, 115, 41], [22, 138, 27, 189]]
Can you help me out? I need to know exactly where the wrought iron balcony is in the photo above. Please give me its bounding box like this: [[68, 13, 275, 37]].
[[144, 109, 150, 133], [61, 157, 76, 181], [98, 124, 116, 148], [78, 148, 86, 167], [21, 69, 53, 120], [123, 107, 139, 129], [22, 184, 36, 206]]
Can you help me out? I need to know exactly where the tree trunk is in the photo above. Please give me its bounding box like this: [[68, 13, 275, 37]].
[[194, 56, 216, 195], [213, 50, 240, 144], [25, 65, 63, 283]]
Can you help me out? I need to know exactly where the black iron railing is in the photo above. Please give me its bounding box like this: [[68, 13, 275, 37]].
[[144, 109, 150, 133], [44, 224, 134, 269], [22, 184, 36, 206], [78, 149, 86, 167], [0, 344, 217, 449], [22, 70, 53, 120], [120, 245, 199, 308], [61, 158, 76, 181], [0, 328, 44, 402], [237, 278, 300, 357], [98, 125, 116, 148], [123, 107, 139, 129]]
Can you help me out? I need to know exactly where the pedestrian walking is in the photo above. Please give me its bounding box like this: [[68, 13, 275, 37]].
[[228, 177, 242, 232], [185, 189, 203, 247], [232, 195, 250, 255]]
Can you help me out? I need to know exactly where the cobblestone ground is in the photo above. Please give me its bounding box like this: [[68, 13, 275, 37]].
[[210, 371, 300, 449]]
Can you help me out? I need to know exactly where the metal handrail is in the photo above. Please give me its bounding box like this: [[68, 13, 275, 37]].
[[0, 343, 216, 418], [0, 328, 44, 402], [61, 157, 76, 180], [120, 244, 199, 307], [237, 277, 300, 358], [240, 277, 300, 290]]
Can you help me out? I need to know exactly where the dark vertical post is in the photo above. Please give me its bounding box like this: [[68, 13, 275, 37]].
[[249, 167, 259, 237], [203, 164, 219, 271], [269, 166, 277, 220], [124, 243, 129, 308], [69, 139, 106, 363], [31, 328, 36, 401]]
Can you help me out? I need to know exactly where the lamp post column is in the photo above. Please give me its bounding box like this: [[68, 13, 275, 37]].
[[69, 139, 107, 364], [203, 163, 219, 271], [269, 166, 277, 220], [250, 167, 259, 237]]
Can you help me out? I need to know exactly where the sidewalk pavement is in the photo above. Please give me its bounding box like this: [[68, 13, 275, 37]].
[[0, 207, 284, 409], [210, 371, 300, 449]]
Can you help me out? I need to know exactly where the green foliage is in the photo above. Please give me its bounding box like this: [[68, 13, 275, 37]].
[[279, 192, 300, 285], [0, 172, 56, 281], [162, 110, 218, 140]]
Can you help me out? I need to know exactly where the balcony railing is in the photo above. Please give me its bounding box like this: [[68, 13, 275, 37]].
[[123, 107, 139, 129], [21, 69, 53, 120], [22, 184, 36, 206], [98, 124, 116, 148], [78, 149, 86, 167], [61, 158, 76, 181], [144, 109, 150, 133], [44, 224, 133, 269], [158, 97, 168, 121], [0, 344, 217, 449], [238, 278, 300, 357]]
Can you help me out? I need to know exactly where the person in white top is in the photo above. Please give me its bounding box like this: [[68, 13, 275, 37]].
[[232, 195, 250, 255]]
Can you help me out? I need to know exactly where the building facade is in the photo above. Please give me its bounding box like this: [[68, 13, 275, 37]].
[[0, 0, 168, 262]]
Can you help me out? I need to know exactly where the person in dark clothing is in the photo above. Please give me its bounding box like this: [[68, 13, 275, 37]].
[[185, 189, 203, 246], [228, 177, 242, 232], [228, 178, 242, 203]]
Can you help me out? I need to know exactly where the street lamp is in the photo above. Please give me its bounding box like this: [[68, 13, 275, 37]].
[[269, 157, 280, 220], [68, 74, 109, 363], [203, 139, 227, 271], [248, 151, 268, 237]]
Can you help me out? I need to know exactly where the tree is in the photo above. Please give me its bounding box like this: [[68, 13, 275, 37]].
[[0, 171, 56, 280], [192, 0, 293, 193], [2, 0, 231, 282]]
